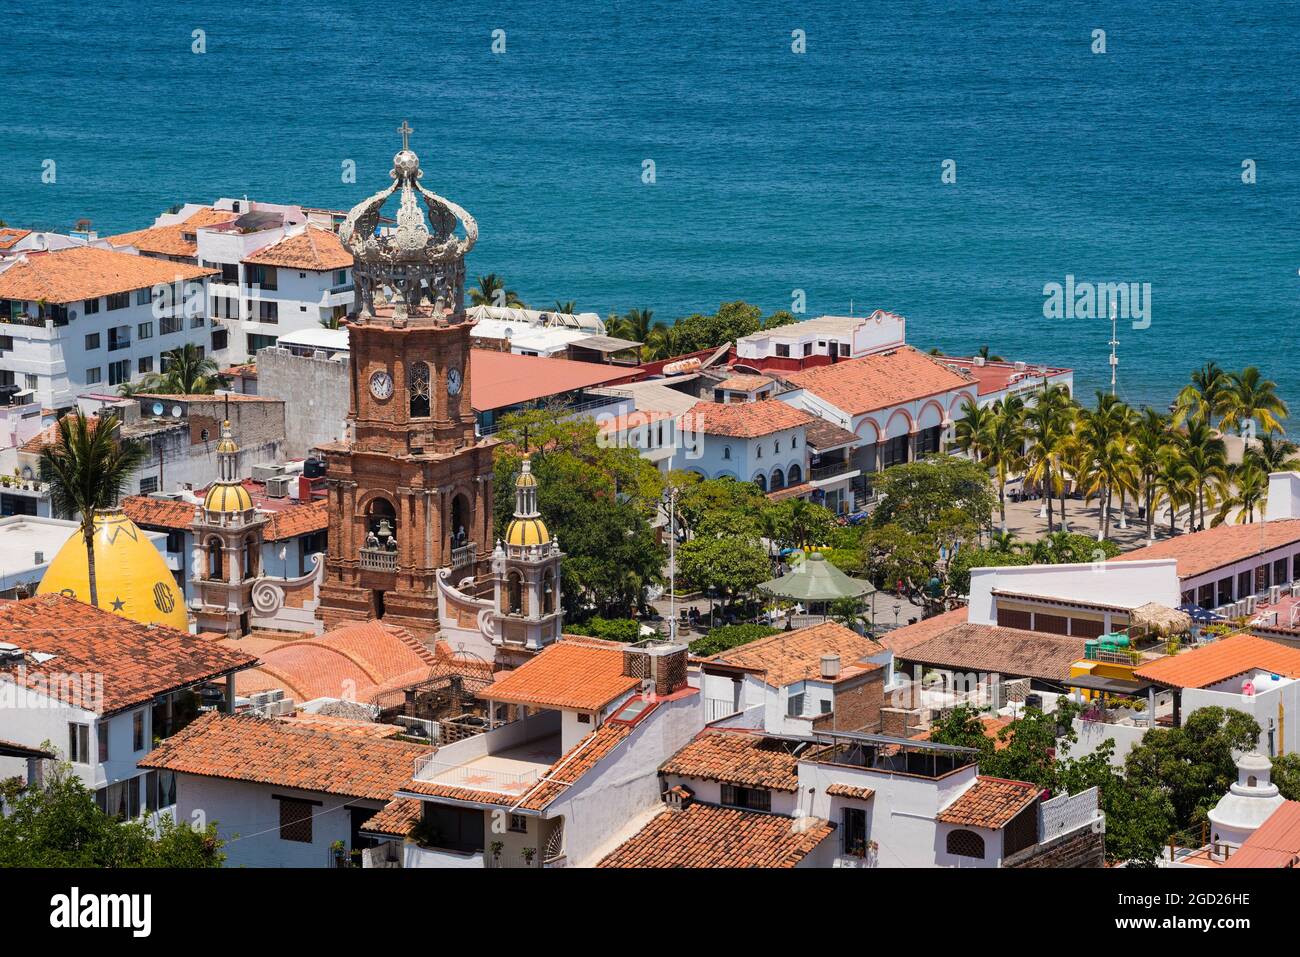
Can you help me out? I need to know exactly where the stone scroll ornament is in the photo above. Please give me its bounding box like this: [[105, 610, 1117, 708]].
[[339, 120, 479, 323]]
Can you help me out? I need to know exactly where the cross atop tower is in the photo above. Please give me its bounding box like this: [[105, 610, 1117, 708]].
[[397, 119, 414, 151]]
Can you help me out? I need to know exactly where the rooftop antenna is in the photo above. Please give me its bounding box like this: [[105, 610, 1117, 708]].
[[1108, 300, 1119, 398]]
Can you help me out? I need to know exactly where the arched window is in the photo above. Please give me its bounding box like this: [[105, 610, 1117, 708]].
[[206, 538, 223, 581], [771, 468, 785, 491], [946, 829, 985, 859], [450, 493, 471, 549], [408, 361, 431, 418], [753, 474, 767, 493], [788, 463, 802, 485], [542, 570, 556, 614], [723, 445, 731, 460], [243, 537, 258, 578], [506, 572, 524, 615], [775, 440, 781, 453], [756, 445, 763, 459], [1248, 775, 1258, 788], [792, 435, 798, 448]]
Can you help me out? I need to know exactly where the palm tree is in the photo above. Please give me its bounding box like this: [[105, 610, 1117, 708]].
[[953, 399, 995, 463], [470, 273, 525, 308], [976, 345, 1005, 362], [1077, 392, 1134, 539], [1155, 454, 1195, 536], [611, 307, 662, 346], [1131, 409, 1173, 541], [1248, 435, 1300, 473], [986, 399, 1026, 533], [1174, 420, 1229, 530], [38, 413, 148, 609], [151, 343, 224, 395], [989, 530, 1020, 553], [1221, 366, 1289, 437], [319, 314, 343, 330], [1214, 461, 1269, 525], [552, 300, 577, 315], [1023, 386, 1072, 534], [1174, 361, 1231, 428], [642, 323, 678, 362]]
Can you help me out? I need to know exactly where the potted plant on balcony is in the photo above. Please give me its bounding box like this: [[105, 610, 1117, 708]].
[[330, 839, 347, 867], [522, 846, 537, 866], [489, 840, 503, 863]]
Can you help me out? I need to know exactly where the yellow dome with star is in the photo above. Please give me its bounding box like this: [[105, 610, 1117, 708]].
[[37, 509, 189, 631], [203, 482, 253, 514], [505, 517, 551, 547]]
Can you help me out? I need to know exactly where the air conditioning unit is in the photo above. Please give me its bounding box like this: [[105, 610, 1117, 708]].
[[265, 476, 294, 498], [1214, 605, 1231, 620], [251, 464, 284, 482], [1270, 585, 1282, 604], [1291, 581, 1300, 598], [973, 356, 986, 367], [1014, 361, 1027, 372], [395, 716, 436, 739], [1232, 601, 1246, 618], [1245, 595, 1257, 614]]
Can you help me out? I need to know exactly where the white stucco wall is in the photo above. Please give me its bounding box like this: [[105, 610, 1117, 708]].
[[967, 558, 1182, 624]]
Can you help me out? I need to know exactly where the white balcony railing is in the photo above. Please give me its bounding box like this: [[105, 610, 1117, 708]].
[[451, 542, 477, 569], [359, 546, 398, 572], [413, 754, 540, 793]]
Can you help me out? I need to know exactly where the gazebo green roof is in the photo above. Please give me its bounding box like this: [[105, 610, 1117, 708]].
[[758, 552, 876, 603]]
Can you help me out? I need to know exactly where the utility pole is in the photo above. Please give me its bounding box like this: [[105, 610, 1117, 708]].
[[1109, 301, 1119, 397]]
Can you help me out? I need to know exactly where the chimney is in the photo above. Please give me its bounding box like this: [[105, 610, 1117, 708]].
[[820, 654, 841, 680], [622, 638, 689, 696]]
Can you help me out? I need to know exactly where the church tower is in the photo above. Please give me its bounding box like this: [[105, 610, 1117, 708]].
[[490, 458, 564, 661], [191, 419, 268, 636], [316, 124, 496, 640]]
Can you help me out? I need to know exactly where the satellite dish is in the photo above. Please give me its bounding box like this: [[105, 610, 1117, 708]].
[[152, 402, 164, 416], [170, 405, 183, 418], [69, 310, 78, 320], [503, 327, 513, 338]]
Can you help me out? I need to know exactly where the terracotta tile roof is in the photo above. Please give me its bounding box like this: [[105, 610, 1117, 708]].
[[1224, 800, 1300, 868], [936, 776, 1039, 829], [938, 357, 1071, 397], [0, 228, 32, 250], [767, 481, 814, 502], [715, 374, 773, 392], [706, 621, 885, 688], [803, 417, 861, 451], [264, 499, 330, 540], [106, 207, 237, 258], [482, 639, 639, 711], [0, 594, 256, 715], [897, 622, 1086, 682], [121, 495, 196, 531], [782, 346, 974, 416], [404, 722, 632, 811], [598, 803, 834, 868], [0, 246, 215, 306], [362, 797, 423, 837], [221, 620, 438, 703], [139, 712, 428, 801], [1133, 633, 1300, 690], [243, 227, 351, 271], [597, 409, 674, 434], [661, 730, 803, 792], [877, 607, 969, 656], [825, 783, 876, 801], [277, 713, 403, 737], [1110, 521, 1300, 580], [680, 399, 812, 438]]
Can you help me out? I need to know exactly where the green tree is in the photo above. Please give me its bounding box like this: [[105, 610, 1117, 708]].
[[1221, 365, 1288, 436], [1123, 706, 1261, 831], [762, 309, 798, 330], [765, 498, 836, 551], [870, 455, 995, 537], [675, 475, 768, 541], [1174, 361, 1231, 429], [39, 412, 148, 609], [128, 343, 224, 395], [677, 536, 771, 602], [0, 765, 224, 867], [1271, 753, 1300, 801], [470, 273, 525, 308], [688, 623, 779, 657]]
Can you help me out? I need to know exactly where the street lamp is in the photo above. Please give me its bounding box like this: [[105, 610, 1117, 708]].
[[893, 603, 901, 629]]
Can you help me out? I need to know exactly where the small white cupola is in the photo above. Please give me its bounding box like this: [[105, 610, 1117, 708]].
[[1206, 751, 1285, 854]]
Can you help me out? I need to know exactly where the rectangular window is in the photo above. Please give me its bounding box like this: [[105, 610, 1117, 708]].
[[137, 321, 153, 340], [68, 722, 90, 763], [24, 374, 37, 391], [257, 300, 278, 323], [842, 807, 868, 857], [247, 333, 278, 354], [83, 297, 100, 315], [108, 325, 131, 352], [721, 784, 771, 812], [334, 269, 348, 286], [775, 343, 790, 358], [1274, 558, 1289, 588], [247, 264, 278, 291], [508, 813, 528, 833], [108, 359, 131, 386], [786, 692, 805, 717], [211, 294, 238, 320], [278, 797, 314, 843], [107, 292, 130, 311], [86, 367, 102, 385], [160, 315, 182, 335], [0, 370, 12, 387], [803, 342, 813, 356], [219, 262, 239, 284], [0, 334, 11, 350], [145, 770, 159, 812], [139, 475, 159, 495], [1238, 570, 1253, 599], [85, 332, 101, 350], [97, 722, 109, 762], [819, 699, 833, 714], [191, 314, 206, 329], [136, 288, 152, 306], [137, 356, 153, 375], [133, 710, 145, 751], [211, 328, 228, 352]]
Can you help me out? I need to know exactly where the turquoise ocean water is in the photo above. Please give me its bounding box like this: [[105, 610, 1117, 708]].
[[1, 0, 1296, 409]]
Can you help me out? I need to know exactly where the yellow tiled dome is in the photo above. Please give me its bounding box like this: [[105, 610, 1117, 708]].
[[37, 509, 188, 630], [203, 482, 253, 514], [505, 517, 551, 547]]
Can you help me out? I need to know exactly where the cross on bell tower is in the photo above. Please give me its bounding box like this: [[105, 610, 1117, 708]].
[[397, 120, 413, 151]]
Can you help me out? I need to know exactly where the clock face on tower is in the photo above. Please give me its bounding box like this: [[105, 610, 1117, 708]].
[[447, 368, 462, 395], [369, 369, 394, 400]]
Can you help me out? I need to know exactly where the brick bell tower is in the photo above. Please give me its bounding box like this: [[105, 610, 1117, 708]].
[[316, 123, 497, 640]]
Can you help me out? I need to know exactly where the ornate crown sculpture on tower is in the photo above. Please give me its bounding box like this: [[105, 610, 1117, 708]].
[[339, 120, 479, 325]]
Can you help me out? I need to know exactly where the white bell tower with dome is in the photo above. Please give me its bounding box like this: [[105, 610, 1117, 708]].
[[1206, 751, 1286, 855]]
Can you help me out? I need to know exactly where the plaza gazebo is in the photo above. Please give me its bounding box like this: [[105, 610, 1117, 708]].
[[758, 552, 877, 628]]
